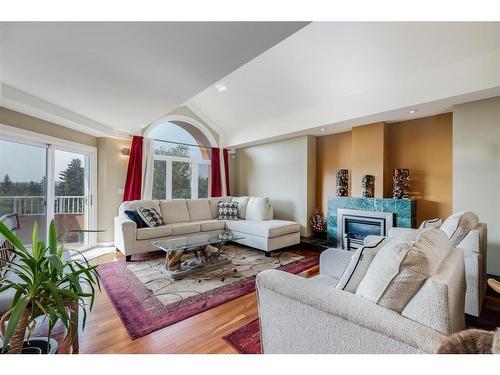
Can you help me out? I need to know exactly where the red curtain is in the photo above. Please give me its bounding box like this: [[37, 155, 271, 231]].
[[210, 147, 222, 197], [223, 148, 230, 196], [123, 135, 144, 201]]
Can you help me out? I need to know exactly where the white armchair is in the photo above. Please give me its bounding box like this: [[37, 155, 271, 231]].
[[387, 211, 487, 317], [256, 244, 466, 353]]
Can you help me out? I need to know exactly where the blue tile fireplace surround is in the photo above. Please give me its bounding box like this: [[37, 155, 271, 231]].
[[327, 197, 417, 244]]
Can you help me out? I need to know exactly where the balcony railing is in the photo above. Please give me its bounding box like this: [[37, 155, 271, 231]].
[[0, 196, 87, 216]]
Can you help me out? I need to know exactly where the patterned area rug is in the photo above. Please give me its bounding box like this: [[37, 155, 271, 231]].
[[98, 245, 318, 339], [223, 318, 261, 354]]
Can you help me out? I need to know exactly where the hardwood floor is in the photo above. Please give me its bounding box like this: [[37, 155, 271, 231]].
[[60, 250, 319, 354]]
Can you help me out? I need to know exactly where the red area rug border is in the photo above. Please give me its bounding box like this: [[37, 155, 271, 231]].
[[222, 318, 261, 354], [98, 253, 318, 340]]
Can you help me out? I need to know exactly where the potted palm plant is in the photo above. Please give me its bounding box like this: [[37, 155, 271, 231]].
[[0, 220, 100, 354]]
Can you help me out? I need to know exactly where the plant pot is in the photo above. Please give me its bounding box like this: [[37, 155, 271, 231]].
[[23, 337, 58, 354], [21, 347, 42, 354], [313, 231, 327, 240]]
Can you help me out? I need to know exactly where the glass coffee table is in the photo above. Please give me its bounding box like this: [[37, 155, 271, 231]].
[[152, 231, 245, 280]]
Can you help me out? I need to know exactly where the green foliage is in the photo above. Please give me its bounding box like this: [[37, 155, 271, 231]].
[[55, 159, 84, 196], [172, 161, 192, 199], [0, 220, 100, 353], [152, 144, 205, 200]]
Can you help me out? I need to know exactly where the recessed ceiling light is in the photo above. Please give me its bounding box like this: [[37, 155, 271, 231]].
[[320, 128, 326, 132], [215, 82, 226, 92], [408, 109, 418, 114]]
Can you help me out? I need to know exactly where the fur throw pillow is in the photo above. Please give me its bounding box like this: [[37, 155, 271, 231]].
[[435, 328, 500, 354]]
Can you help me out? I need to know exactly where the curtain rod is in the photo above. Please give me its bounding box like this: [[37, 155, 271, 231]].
[[130, 135, 213, 150]]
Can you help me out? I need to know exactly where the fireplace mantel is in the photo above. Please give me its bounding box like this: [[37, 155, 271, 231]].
[[327, 197, 416, 244]]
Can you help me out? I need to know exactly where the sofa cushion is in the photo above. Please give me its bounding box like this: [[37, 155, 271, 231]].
[[218, 201, 239, 220], [231, 197, 250, 219], [136, 225, 173, 240], [336, 237, 389, 293], [440, 211, 479, 246], [225, 219, 299, 239], [186, 199, 212, 221], [119, 200, 160, 218], [192, 219, 226, 232], [209, 197, 231, 219], [160, 199, 190, 224], [245, 197, 271, 221], [356, 229, 449, 312], [166, 222, 201, 236], [137, 207, 164, 227]]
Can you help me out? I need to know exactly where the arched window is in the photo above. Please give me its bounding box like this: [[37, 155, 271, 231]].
[[147, 120, 213, 200]]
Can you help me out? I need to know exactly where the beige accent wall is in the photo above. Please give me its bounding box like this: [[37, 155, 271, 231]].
[[316, 131, 352, 212], [0, 106, 97, 147], [97, 137, 131, 243], [235, 135, 316, 236], [388, 113, 453, 225], [351, 122, 389, 198], [453, 97, 500, 276], [316, 114, 452, 226]]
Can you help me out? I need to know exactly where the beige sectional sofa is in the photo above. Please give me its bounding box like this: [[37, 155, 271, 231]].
[[114, 196, 301, 260]]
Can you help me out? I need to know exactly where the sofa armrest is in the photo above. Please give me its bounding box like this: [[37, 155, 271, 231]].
[[114, 216, 136, 255], [319, 248, 352, 279], [256, 269, 445, 353]]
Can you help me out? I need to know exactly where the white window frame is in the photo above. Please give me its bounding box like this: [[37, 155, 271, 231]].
[[154, 153, 211, 199]]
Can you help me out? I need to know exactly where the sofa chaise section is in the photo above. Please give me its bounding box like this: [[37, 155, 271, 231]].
[[225, 219, 300, 255]]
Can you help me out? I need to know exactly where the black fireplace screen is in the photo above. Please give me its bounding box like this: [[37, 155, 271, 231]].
[[343, 216, 386, 249]]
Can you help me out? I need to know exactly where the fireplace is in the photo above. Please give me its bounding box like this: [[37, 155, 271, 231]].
[[337, 209, 394, 250]]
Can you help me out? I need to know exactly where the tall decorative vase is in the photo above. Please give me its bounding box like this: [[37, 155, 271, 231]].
[[361, 175, 374, 198], [393, 168, 410, 199], [336, 169, 349, 197]]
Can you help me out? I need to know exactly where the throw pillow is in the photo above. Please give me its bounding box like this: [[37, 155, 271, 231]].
[[231, 197, 250, 219], [336, 237, 389, 293], [356, 229, 449, 312], [218, 201, 239, 220], [419, 218, 443, 230], [137, 207, 164, 228], [440, 211, 479, 246], [124, 210, 148, 229], [245, 197, 271, 221]]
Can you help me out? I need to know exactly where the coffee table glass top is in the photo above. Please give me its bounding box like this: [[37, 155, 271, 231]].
[[152, 231, 245, 253]]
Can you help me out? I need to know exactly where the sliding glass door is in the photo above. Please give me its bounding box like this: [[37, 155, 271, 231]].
[[0, 138, 47, 245], [53, 148, 92, 251], [0, 134, 96, 250]]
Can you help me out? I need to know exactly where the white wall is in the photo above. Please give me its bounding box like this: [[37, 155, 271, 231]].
[[453, 96, 500, 276], [235, 135, 316, 236]]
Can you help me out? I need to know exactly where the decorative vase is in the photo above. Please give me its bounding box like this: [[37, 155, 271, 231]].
[[361, 175, 374, 198], [335, 169, 349, 197], [392, 168, 410, 199]]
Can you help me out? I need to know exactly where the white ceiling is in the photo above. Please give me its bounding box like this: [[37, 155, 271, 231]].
[[0, 22, 308, 136], [188, 22, 500, 147], [1, 22, 500, 145]]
